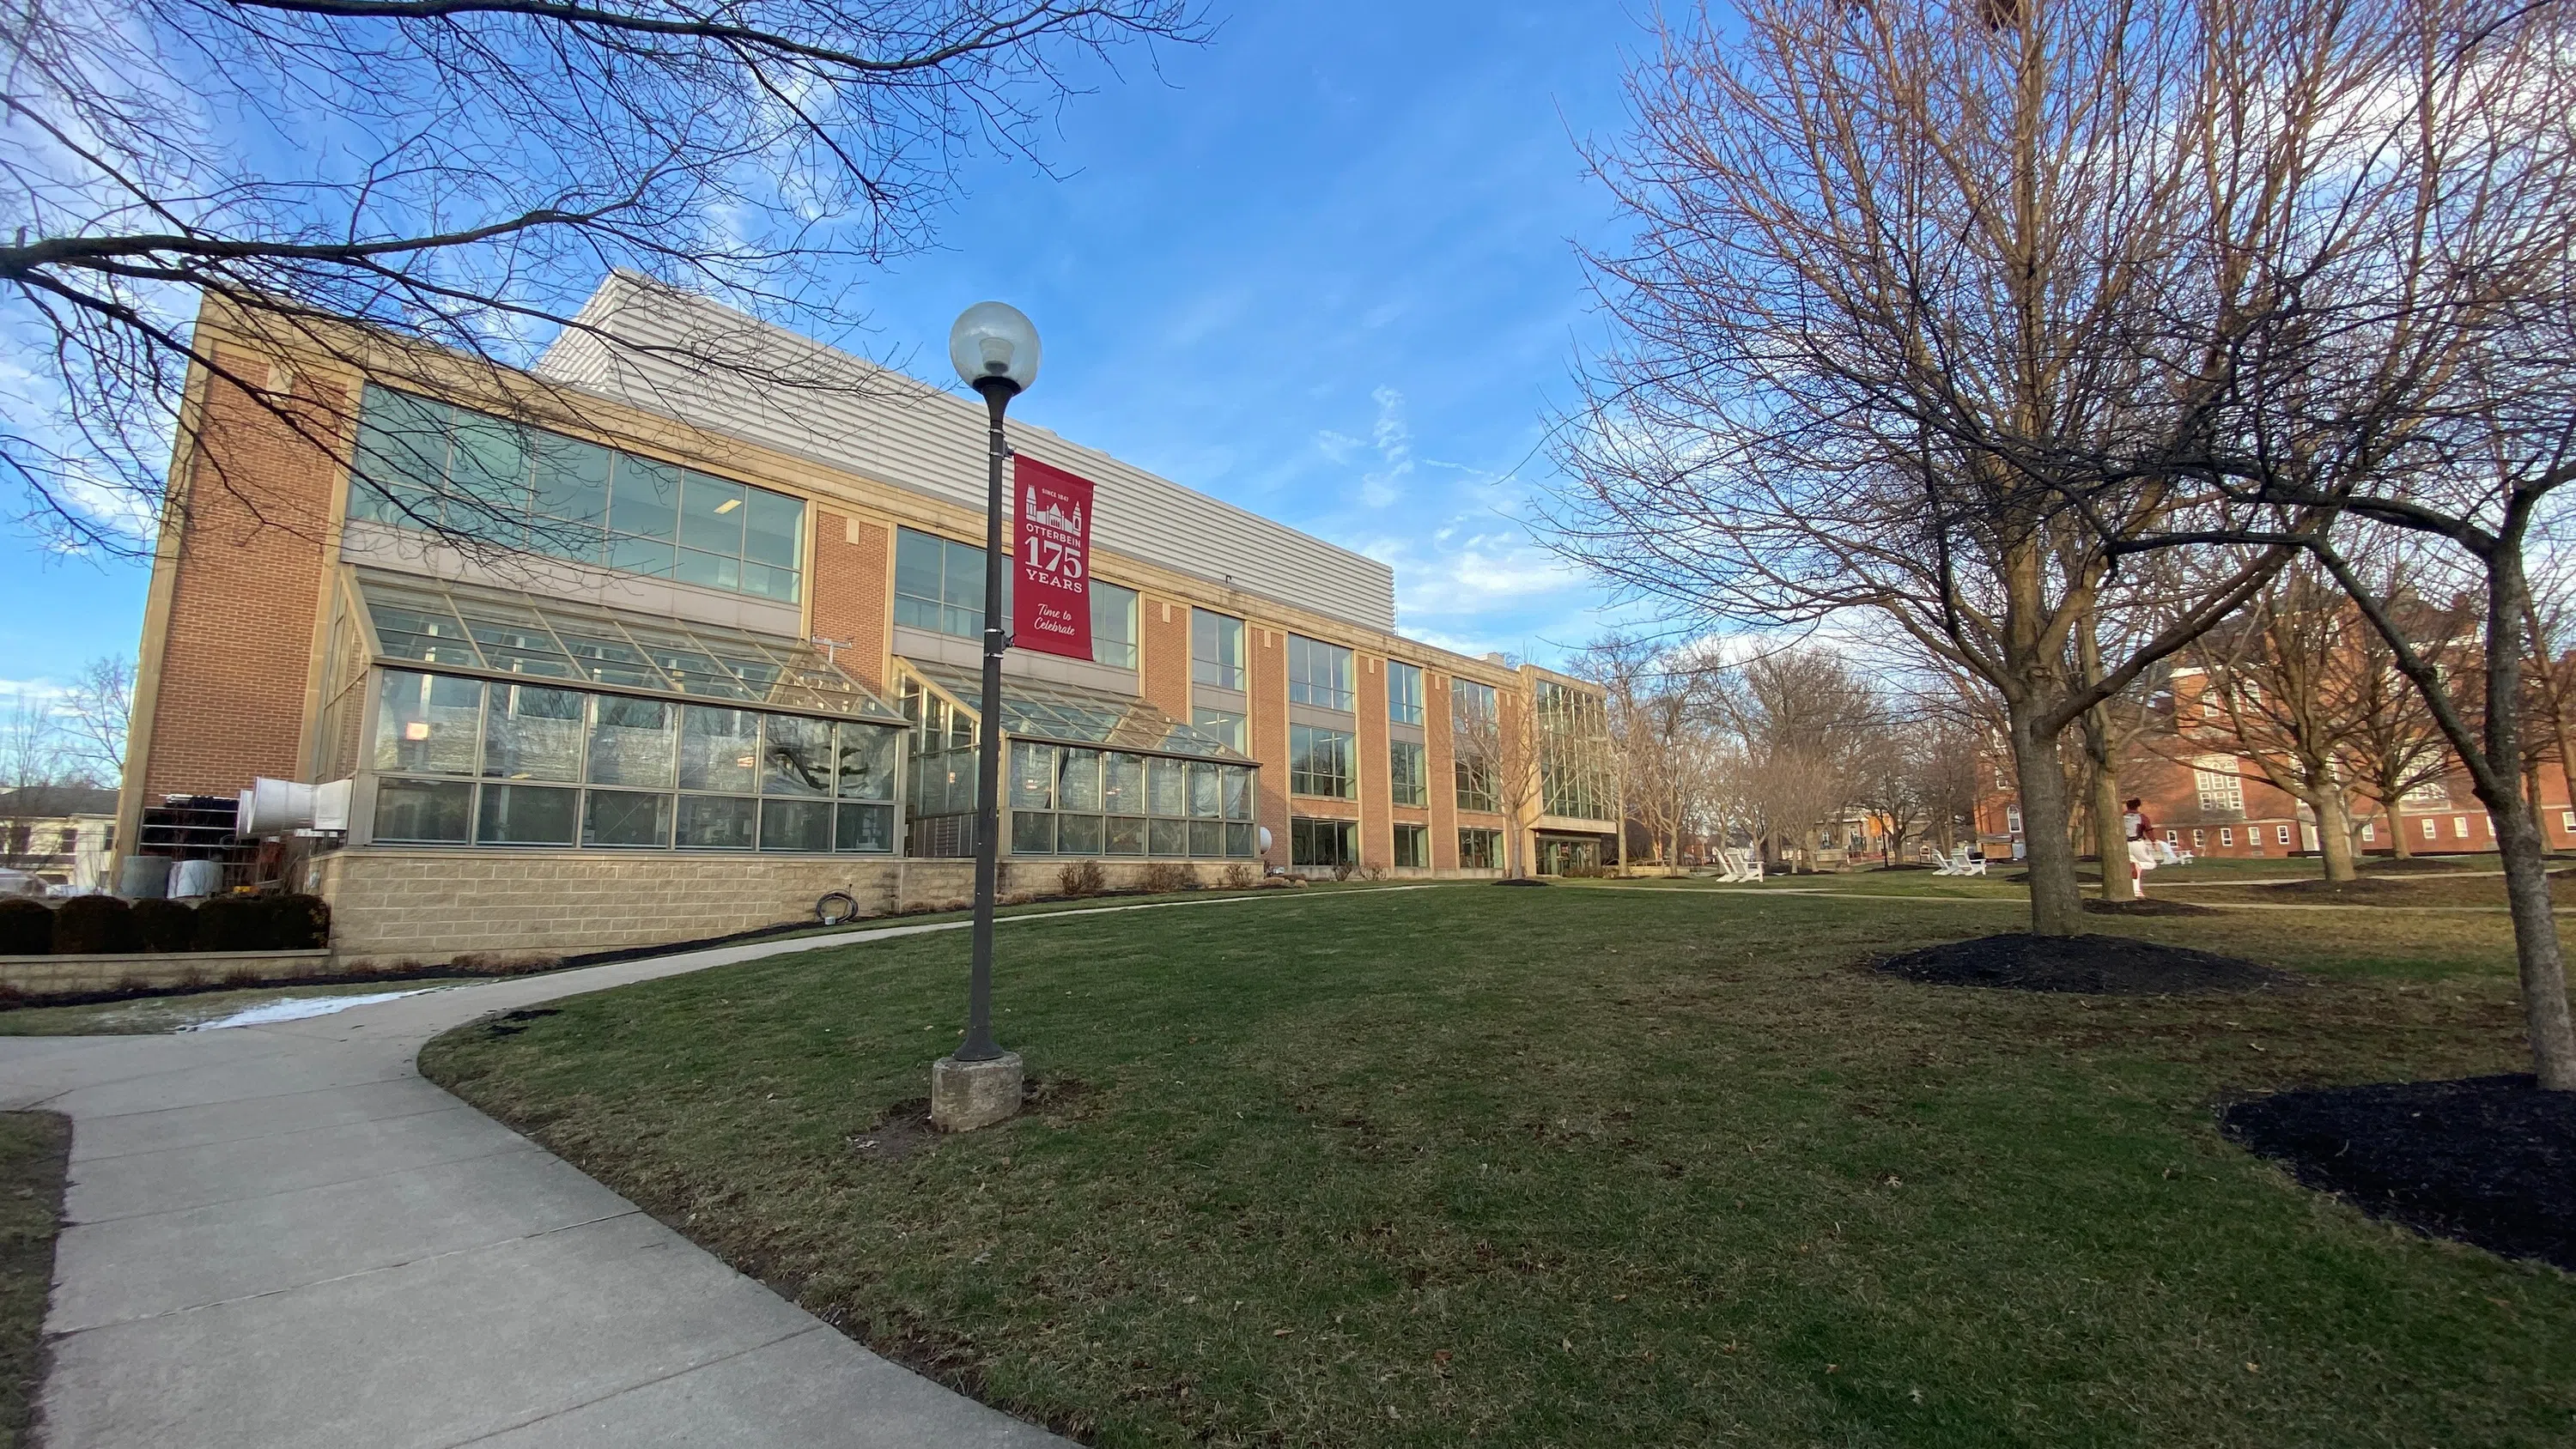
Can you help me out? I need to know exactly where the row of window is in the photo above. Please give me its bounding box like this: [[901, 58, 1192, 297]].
[[2162, 812, 2508, 851], [894, 528, 1140, 668], [353, 386, 805, 603], [376, 778, 895, 852], [1006, 743, 1255, 820], [1286, 724, 1501, 811], [374, 671, 899, 799], [1287, 821, 1499, 870]]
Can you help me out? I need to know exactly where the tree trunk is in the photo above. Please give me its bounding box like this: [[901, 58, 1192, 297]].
[[2490, 793, 2576, 1088], [2008, 700, 2083, 937], [2485, 550, 2576, 1089], [2385, 800, 2413, 858], [2087, 723, 2135, 900], [2313, 785, 2357, 883]]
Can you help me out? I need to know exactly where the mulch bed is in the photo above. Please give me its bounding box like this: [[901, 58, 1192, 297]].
[[1874, 933, 2287, 995], [2221, 1076, 2576, 1271]]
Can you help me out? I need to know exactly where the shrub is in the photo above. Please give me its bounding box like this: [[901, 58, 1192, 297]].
[[1221, 863, 1255, 889], [192, 894, 275, 952], [1139, 862, 1196, 894], [269, 894, 332, 949], [0, 899, 51, 956], [52, 894, 139, 955], [131, 898, 197, 953], [1058, 860, 1107, 897]]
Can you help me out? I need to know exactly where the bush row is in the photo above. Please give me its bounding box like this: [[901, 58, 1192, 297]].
[[0, 894, 331, 956]]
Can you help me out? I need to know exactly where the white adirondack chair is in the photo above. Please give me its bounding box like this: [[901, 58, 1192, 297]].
[[1714, 846, 1766, 883], [1948, 845, 1987, 877]]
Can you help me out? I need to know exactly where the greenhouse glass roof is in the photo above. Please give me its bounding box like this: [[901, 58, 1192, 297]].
[[900, 659, 1252, 761], [355, 570, 905, 724]]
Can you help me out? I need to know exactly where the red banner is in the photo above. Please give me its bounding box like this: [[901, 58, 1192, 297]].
[[1010, 455, 1095, 660]]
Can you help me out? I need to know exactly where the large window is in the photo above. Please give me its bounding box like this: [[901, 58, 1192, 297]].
[[1451, 676, 1498, 726], [1288, 635, 1354, 711], [1458, 828, 1502, 870], [1537, 679, 1614, 822], [351, 385, 802, 603], [1388, 661, 1425, 725], [368, 669, 896, 852], [2193, 754, 2245, 816], [1389, 739, 1427, 807], [1091, 580, 1139, 670], [1393, 822, 1429, 869], [899, 526, 1138, 670], [895, 527, 994, 639], [1192, 707, 1247, 754], [1291, 817, 1357, 870], [1193, 609, 1244, 690], [1290, 724, 1354, 798], [1003, 742, 1256, 858], [1451, 676, 1501, 812]]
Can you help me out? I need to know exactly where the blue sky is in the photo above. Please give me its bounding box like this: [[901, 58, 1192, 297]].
[[0, 0, 1649, 694]]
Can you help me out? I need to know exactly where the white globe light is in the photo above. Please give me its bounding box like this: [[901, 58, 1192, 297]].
[[947, 301, 1042, 391]]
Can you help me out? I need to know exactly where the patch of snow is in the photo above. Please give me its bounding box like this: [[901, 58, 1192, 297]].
[[183, 989, 440, 1031]]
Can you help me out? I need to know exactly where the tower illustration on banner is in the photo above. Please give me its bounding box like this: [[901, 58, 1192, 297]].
[[1023, 484, 1082, 536]]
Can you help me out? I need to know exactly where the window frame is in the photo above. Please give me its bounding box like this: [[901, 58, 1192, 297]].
[[1289, 723, 1355, 799], [1191, 609, 1245, 691], [1287, 634, 1355, 712], [1387, 660, 1425, 725]]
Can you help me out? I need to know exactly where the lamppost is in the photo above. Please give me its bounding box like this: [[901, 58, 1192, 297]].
[[928, 300, 1042, 1133]]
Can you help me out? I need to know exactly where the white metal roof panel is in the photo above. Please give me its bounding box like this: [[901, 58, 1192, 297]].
[[536, 275, 1397, 633]]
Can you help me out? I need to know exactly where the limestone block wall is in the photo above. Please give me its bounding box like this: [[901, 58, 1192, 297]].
[[308, 849, 1251, 966], [0, 949, 336, 1000]]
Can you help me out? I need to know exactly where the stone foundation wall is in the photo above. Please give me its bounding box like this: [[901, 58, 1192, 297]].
[[307, 849, 1253, 967], [0, 949, 335, 999]]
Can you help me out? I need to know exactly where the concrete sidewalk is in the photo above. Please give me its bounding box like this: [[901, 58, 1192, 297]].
[[0, 917, 1066, 1449]]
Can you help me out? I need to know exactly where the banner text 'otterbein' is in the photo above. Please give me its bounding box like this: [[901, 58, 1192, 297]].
[[1010, 456, 1095, 660]]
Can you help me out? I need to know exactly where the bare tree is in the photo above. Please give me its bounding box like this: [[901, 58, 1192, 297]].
[[1544, 0, 2425, 934], [57, 654, 132, 787], [2109, 1, 2576, 1086], [0, 693, 67, 871], [2187, 559, 2382, 881], [2, 0, 1198, 552], [2332, 561, 2469, 861], [1567, 632, 1658, 871], [1715, 646, 1877, 871]]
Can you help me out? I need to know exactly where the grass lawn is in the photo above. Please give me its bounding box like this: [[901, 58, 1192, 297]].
[[0, 978, 481, 1036], [0, 1113, 67, 1449], [422, 881, 2576, 1446]]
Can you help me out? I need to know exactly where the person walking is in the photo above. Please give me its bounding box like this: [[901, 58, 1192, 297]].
[[2123, 797, 2158, 897]]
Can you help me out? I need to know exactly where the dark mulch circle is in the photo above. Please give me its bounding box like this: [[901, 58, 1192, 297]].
[[2221, 1076, 2576, 1271], [1874, 932, 2287, 995], [2083, 896, 2222, 918]]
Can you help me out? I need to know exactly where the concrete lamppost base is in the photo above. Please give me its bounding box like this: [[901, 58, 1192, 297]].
[[930, 1052, 1024, 1131]]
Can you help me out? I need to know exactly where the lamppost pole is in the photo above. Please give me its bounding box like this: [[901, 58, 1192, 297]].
[[932, 300, 1041, 1131], [959, 374, 1016, 1063]]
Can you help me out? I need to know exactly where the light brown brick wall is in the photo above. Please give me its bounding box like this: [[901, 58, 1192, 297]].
[[811, 511, 890, 693], [1140, 597, 1190, 723], [1426, 666, 1459, 869], [1249, 625, 1289, 866], [1356, 656, 1389, 868], [142, 349, 343, 800], [310, 851, 1248, 965]]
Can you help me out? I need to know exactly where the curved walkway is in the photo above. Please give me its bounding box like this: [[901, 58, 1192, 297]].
[[0, 889, 1411, 1448]]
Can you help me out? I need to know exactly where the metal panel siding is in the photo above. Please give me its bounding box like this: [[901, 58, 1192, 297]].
[[537, 276, 1397, 633]]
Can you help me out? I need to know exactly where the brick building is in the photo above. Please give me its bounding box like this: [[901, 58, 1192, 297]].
[[1973, 665, 2576, 863], [118, 279, 1617, 962]]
